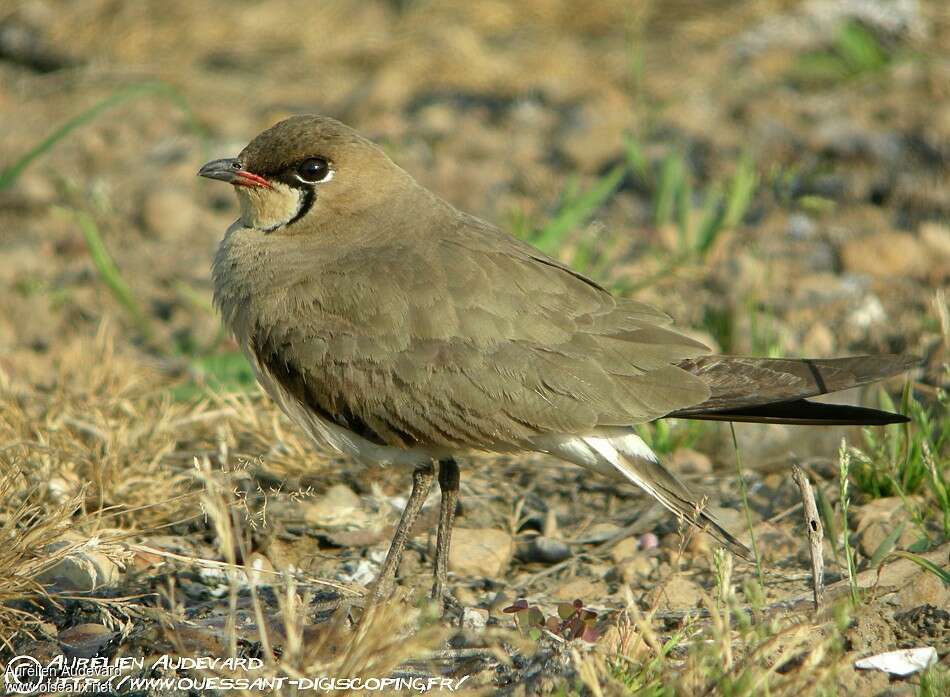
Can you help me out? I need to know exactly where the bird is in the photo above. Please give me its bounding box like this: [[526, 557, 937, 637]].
[[198, 114, 915, 610]]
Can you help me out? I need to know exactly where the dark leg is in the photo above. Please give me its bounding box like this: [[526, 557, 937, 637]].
[[371, 463, 434, 603], [432, 458, 460, 611]]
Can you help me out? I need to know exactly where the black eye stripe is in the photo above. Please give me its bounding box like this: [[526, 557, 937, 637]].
[[283, 187, 316, 229]]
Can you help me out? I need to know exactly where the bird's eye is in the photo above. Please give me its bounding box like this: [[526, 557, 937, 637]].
[[295, 157, 332, 184]]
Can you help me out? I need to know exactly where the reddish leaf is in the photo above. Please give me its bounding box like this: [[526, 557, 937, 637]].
[[502, 599, 529, 613]]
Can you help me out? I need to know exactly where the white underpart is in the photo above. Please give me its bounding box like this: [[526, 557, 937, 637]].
[[533, 432, 682, 518]]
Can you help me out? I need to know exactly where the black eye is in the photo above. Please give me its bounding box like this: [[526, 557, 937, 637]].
[[295, 157, 331, 184]]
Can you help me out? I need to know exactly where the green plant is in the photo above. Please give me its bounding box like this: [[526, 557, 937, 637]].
[[838, 440, 860, 605], [852, 386, 948, 500], [634, 418, 712, 456], [791, 21, 891, 87], [503, 598, 604, 643], [625, 143, 758, 294], [54, 206, 155, 343], [0, 81, 208, 191]]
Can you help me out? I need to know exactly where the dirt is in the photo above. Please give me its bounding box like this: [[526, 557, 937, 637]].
[[0, 1, 948, 695]]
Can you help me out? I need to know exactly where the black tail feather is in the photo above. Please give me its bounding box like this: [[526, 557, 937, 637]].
[[676, 399, 909, 426]]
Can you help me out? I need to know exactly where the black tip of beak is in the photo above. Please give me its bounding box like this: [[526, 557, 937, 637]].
[[198, 158, 272, 189], [198, 157, 243, 183]]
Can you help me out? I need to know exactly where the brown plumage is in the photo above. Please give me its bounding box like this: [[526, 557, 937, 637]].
[[200, 115, 915, 604]]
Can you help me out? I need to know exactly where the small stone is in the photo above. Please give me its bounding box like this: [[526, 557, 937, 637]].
[[552, 577, 607, 602], [841, 231, 929, 279], [857, 522, 919, 559], [895, 570, 950, 609], [686, 533, 713, 558], [802, 322, 836, 356], [58, 623, 115, 659], [639, 532, 659, 550], [610, 537, 640, 564], [518, 536, 571, 564], [448, 528, 514, 578], [670, 448, 713, 475], [648, 576, 706, 611], [787, 213, 816, 240], [576, 522, 622, 543], [305, 484, 365, 528], [919, 221, 950, 260], [461, 607, 489, 630], [37, 544, 120, 592], [619, 555, 655, 584], [142, 187, 199, 239]]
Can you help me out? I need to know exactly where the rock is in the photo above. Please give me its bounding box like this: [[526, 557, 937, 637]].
[[461, 607, 489, 630], [618, 555, 655, 584], [610, 537, 640, 564], [895, 570, 950, 609], [639, 532, 659, 550], [801, 322, 836, 356], [787, 213, 816, 240], [448, 528, 514, 578], [559, 91, 634, 171], [141, 187, 199, 239], [58, 623, 115, 659], [841, 231, 930, 279], [648, 576, 706, 611], [856, 520, 918, 559], [670, 448, 713, 475], [920, 221, 950, 259], [552, 577, 608, 602], [518, 536, 571, 564], [304, 484, 365, 528], [36, 542, 120, 592], [576, 522, 621, 543]]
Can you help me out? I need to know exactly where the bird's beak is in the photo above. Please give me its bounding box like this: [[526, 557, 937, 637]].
[[197, 158, 271, 189]]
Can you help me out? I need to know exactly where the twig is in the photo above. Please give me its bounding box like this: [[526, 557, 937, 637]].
[[791, 466, 824, 610]]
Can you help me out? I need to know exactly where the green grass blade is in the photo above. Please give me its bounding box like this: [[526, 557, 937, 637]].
[[654, 151, 684, 228], [533, 164, 626, 255], [0, 81, 208, 191], [892, 551, 950, 585], [721, 154, 757, 231], [867, 522, 904, 570], [56, 207, 154, 342]]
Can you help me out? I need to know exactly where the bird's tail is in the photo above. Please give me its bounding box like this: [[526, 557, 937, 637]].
[[536, 432, 751, 558], [672, 354, 917, 424]]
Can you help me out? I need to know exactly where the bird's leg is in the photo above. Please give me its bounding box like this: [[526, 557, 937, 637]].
[[371, 463, 434, 603], [432, 457, 460, 613]]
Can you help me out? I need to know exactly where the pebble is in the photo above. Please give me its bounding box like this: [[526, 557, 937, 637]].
[[647, 576, 706, 611], [448, 528, 514, 578], [670, 448, 713, 475], [801, 322, 836, 356], [58, 623, 115, 659], [141, 187, 199, 239], [552, 577, 607, 602], [895, 570, 950, 609], [461, 607, 489, 630], [618, 555, 655, 584], [841, 230, 930, 279], [304, 484, 365, 528], [517, 535, 571, 564], [36, 542, 120, 592], [610, 537, 639, 564]]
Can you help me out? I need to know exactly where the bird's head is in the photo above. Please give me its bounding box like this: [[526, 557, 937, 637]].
[[198, 115, 412, 234]]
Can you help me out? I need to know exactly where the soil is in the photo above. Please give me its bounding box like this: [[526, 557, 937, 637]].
[[0, 1, 948, 695]]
